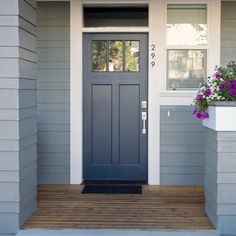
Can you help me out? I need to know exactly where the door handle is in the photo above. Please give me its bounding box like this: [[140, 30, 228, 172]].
[[142, 112, 147, 134]]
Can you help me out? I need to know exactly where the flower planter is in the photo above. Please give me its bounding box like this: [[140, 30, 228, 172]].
[[202, 103, 236, 131], [193, 63, 236, 235], [192, 62, 236, 121]]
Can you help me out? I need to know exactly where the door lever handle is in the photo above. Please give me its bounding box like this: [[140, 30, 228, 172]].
[[142, 112, 147, 134]]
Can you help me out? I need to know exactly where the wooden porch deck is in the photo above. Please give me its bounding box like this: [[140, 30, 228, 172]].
[[23, 185, 214, 230]]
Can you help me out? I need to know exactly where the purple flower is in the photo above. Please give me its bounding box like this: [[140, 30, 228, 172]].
[[220, 82, 227, 90], [196, 113, 202, 119], [196, 112, 209, 120], [201, 113, 209, 119], [204, 88, 212, 96], [196, 94, 203, 100], [192, 108, 198, 115], [229, 88, 236, 96], [230, 80, 236, 88], [214, 73, 221, 79]]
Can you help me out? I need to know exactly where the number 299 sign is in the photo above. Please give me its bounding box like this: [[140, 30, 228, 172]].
[[150, 44, 156, 68]]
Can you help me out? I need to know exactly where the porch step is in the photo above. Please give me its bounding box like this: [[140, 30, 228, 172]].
[[17, 229, 220, 236]]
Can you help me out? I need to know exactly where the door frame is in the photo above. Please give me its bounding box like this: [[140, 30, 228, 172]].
[[70, 0, 221, 185], [70, 0, 160, 185]]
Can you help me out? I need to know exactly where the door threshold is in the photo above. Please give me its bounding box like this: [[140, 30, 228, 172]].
[[82, 180, 147, 185]]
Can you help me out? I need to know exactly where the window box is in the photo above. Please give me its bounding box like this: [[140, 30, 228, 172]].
[[202, 103, 236, 131]]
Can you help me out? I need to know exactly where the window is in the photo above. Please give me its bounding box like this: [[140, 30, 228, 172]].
[[92, 41, 107, 72], [109, 41, 123, 72], [92, 40, 140, 72], [166, 4, 207, 90], [84, 7, 148, 27], [168, 50, 206, 89], [125, 41, 140, 72]]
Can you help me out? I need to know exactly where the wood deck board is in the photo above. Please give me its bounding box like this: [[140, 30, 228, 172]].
[[23, 185, 214, 230]]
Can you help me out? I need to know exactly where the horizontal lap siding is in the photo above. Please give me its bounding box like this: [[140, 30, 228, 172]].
[[19, 0, 37, 228], [221, 1, 236, 66], [0, 0, 37, 234], [219, 5, 236, 234], [160, 106, 205, 185], [216, 132, 236, 235], [37, 2, 70, 184], [205, 128, 236, 235]]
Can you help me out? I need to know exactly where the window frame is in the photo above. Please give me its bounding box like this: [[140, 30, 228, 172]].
[[165, 2, 209, 91], [166, 49, 207, 90]]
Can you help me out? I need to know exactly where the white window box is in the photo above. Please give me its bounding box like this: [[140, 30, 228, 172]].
[[202, 103, 236, 131]]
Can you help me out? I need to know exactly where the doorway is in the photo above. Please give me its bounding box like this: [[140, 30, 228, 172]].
[[83, 33, 148, 182]]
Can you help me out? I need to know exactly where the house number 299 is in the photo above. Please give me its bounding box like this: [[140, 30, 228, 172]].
[[150, 44, 156, 68]]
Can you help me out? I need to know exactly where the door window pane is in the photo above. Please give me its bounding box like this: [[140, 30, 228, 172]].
[[109, 41, 123, 72], [125, 41, 140, 72], [167, 4, 207, 46], [167, 50, 206, 90], [92, 41, 107, 71]]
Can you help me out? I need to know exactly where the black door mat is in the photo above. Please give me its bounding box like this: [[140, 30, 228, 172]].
[[82, 185, 142, 194]]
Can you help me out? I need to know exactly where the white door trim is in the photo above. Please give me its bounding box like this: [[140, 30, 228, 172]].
[[70, 0, 221, 185], [70, 0, 161, 184], [70, 0, 83, 184]]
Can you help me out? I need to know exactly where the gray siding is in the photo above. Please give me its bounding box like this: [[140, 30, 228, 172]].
[[0, 0, 37, 235], [18, 0, 37, 227], [37, 2, 70, 184], [205, 128, 236, 236], [160, 106, 205, 185], [221, 1, 236, 66]]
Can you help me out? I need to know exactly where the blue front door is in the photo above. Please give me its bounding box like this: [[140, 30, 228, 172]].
[[83, 33, 148, 182]]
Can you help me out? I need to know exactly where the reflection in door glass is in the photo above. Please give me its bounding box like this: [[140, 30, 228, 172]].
[[109, 41, 123, 72], [125, 41, 140, 72], [92, 41, 107, 71]]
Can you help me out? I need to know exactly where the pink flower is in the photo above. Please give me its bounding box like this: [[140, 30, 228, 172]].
[[214, 73, 221, 79], [196, 94, 203, 100], [230, 80, 236, 88], [220, 82, 227, 90], [229, 88, 236, 96], [201, 113, 209, 119], [196, 113, 202, 119], [204, 89, 212, 96], [192, 108, 198, 115], [196, 112, 209, 120]]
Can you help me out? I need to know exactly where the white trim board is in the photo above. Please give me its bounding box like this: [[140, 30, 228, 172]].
[[68, 0, 221, 185], [70, 0, 83, 184], [82, 27, 149, 33]]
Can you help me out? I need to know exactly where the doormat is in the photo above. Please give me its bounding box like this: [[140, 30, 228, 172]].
[[82, 185, 142, 194]]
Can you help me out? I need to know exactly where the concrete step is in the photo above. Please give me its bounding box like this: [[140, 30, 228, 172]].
[[17, 229, 220, 236]]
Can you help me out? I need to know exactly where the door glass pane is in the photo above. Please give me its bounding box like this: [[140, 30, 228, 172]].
[[125, 41, 140, 72], [167, 4, 207, 46], [92, 40, 107, 72], [109, 41, 123, 72], [167, 50, 206, 90]]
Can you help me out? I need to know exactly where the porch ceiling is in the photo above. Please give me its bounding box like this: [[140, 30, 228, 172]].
[[23, 185, 213, 230]]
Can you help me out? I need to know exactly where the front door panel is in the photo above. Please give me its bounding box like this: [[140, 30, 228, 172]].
[[83, 33, 148, 182]]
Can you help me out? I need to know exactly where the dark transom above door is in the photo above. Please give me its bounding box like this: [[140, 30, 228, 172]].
[[83, 33, 148, 182]]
